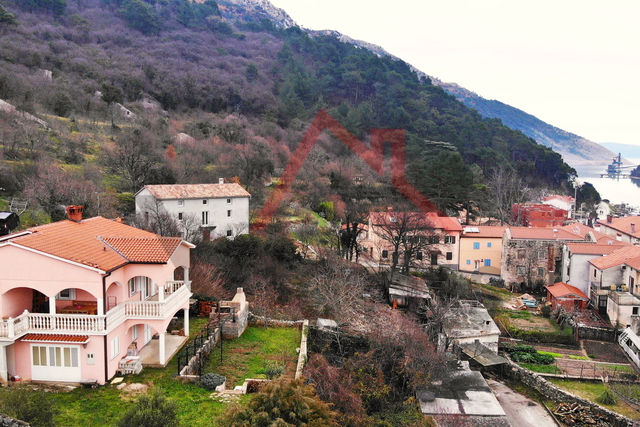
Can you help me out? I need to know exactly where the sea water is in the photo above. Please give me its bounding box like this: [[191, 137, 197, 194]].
[[572, 158, 640, 208]]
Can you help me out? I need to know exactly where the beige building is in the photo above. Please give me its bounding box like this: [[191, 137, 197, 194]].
[[459, 226, 506, 275]]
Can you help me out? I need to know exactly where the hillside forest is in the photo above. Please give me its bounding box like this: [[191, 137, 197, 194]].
[[0, 0, 589, 424]]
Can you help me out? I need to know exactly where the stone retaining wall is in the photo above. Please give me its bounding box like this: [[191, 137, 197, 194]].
[[498, 360, 637, 427], [248, 313, 305, 328], [0, 414, 28, 427]]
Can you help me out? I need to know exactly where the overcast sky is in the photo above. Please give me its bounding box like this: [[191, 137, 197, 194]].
[[268, 0, 640, 147]]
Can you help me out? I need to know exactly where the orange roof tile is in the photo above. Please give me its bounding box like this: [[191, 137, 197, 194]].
[[9, 217, 184, 271], [546, 282, 588, 300], [142, 183, 250, 199], [370, 211, 462, 232], [22, 334, 89, 343], [589, 246, 640, 270], [566, 242, 626, 255], [508, 227, 583, 240], [596, 216, 640, 238], [625, 257, 640, 270], [101, 237, 182, 263]]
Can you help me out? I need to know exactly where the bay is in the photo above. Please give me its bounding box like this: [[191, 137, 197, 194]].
[[572, 158, 640, 208]]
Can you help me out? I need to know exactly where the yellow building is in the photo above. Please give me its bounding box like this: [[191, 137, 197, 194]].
[[459, 226, 507, 275]]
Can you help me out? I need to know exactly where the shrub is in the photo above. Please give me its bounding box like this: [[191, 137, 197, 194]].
[[0, 385, 58, 427], [117, 390, 180, 427], [488, 277, 505, 288], [540, 305, 551, 318], [263, 361, 285, 379], [200, 373, 226, 390], [596, 386, 617, 405]]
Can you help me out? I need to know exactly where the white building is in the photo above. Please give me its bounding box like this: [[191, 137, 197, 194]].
[[135, 180, 251, 241], [543, 195, 575, 219]]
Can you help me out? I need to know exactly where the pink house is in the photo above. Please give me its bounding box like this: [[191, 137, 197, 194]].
[[0, 207, 194, 385]]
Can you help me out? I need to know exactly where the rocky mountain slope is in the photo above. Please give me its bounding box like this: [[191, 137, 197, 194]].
[[435, 81, 619, 166], [244, 0, 616, 169]]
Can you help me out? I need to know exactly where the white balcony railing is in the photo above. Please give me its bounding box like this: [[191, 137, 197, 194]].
[[1, 281, 191, 339]]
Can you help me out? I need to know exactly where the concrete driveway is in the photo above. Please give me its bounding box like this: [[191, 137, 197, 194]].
[[487, 379, 559, 427]]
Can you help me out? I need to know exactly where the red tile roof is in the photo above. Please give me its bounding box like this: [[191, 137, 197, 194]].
[[625, 257, 640, 270], [370, 211, 462, 232], [8, 217, 185, 271], [508, 227, 583, 240], [566, 242, 626, 255], [589, 246, 640, 270], [546, 282, 588, 300], [597, 216, 640, 238], [22, 334, 89, 343], [143, 183, 251, 199]]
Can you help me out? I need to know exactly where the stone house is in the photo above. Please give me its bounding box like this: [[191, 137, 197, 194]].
[[501, 227, 587, 291], [595, 215, 640, 245]]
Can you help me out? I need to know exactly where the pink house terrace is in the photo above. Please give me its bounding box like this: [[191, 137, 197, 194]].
[[0, 207, 194, 385]]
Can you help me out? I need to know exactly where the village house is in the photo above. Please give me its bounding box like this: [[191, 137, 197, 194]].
[[441, 300, 500, 353], [0, 207, 194, 385], [135, 180, 251, 242], [362, 210, 462, 271], [595, 215, 640, 245], [561, 242, 627, 298], [543, 195, 575, 219], [511, 203, 569, 228], [588, 246, 640, 317], [458, 226, 507, 276], [559, 222, 628, 296], [501, 227, 587, 291]]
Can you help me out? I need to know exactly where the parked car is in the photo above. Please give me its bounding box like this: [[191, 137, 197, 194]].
[[0, 211, 19, 235]]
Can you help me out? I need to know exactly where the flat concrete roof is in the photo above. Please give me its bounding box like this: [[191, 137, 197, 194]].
[[443, 306, 501, 339], [418, 366, 506, 417]]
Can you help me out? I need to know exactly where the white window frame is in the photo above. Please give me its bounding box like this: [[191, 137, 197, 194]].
[[202, 211, 209, 225], [57, 289, 76, 300], [202, 199, 208, 205], [178, 212, 183, 221], [111, 336, 120, 360], [227, 209, 231, 217], [178, 200, 184, 207], [226, 198, 232, 204], [226, 229, 233, 237], [132, 325, 139, 341]]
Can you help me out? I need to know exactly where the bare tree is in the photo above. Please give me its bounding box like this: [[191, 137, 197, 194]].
[[486, 165, 528, 225], [308, 255, 367, 323], [372, 210, 440, 276], [100, 128, 160, 193]]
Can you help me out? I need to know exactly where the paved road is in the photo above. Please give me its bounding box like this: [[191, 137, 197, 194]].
[[487, 379, 559, 427]]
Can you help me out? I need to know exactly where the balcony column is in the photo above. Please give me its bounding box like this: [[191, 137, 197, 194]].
[[183, 308, 189, 336], [159, 332, 166, 365], [158, 284, 165, 303], [97, 298, 104, 316], [0, 343, 9, 386], [49, 298, 56, 314]]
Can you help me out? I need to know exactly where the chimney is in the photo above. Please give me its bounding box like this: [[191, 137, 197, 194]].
[[66, 205, 84, 222], [219, 178, 224, 184], [607, 215, 613, 224], [632, 223, 636, 234], [387, 206, 393, 212]]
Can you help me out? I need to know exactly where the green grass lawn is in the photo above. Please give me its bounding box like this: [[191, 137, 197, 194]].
[[0, 320, 302, 426], [205, 326, 302, 386], [547, 378, 640, 419], [476, 283, 514, 301], [519, 363, 561, 374]]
